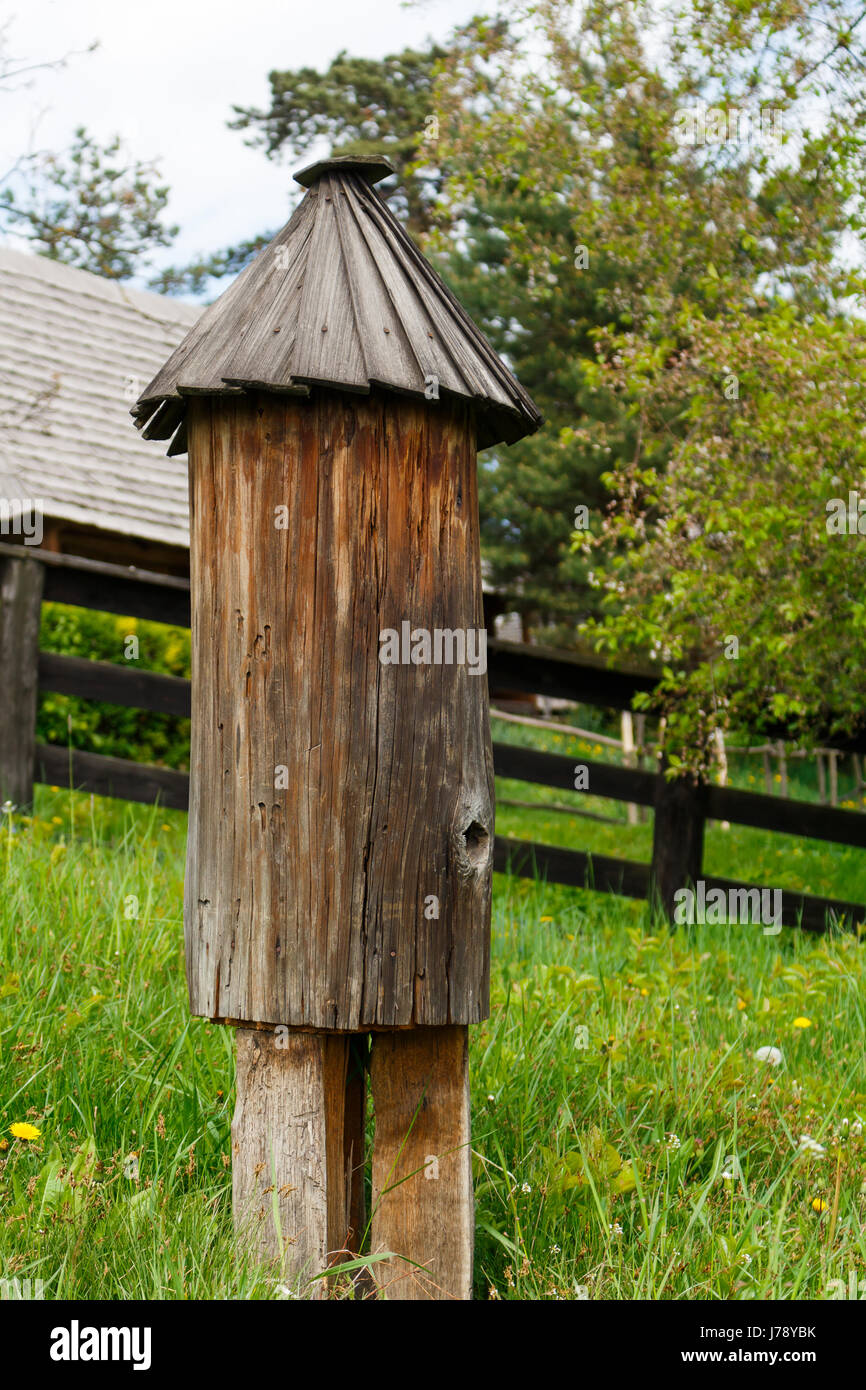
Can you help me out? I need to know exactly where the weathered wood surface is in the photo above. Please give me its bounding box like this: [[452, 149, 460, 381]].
[[232, 1028, 365, 1290], [35, 743, 190, 811], [369, 1026, 473, 1300], [186, 390, 494, 1029], [0, 554, 44, 808], [0, 539, 191, 627], [38, 652, 192, 717]]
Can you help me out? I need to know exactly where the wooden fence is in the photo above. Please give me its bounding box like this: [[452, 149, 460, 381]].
[[2, 539, 865, 933]]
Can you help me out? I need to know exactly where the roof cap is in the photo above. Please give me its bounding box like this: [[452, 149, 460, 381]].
[[134, 154, 542, 452], [294, 154, 395, 188]]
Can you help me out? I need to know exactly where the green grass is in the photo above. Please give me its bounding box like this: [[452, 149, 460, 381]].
[[1, 782, 864, 1300]]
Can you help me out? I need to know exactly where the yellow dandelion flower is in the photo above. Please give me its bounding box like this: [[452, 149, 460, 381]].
[[51, 816, 63, 826], [737, 998, 747, 1011], [9, 1122, 41, 1141], [0, 1138, 8, 1151], [793, 1017, 812, 1029], [811, 1197, 828, 1213], [161, 824, 171, 832]]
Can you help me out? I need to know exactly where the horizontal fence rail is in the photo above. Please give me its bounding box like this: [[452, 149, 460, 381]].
[[1, 540, 864, 932], [493, 840, 865, 933]]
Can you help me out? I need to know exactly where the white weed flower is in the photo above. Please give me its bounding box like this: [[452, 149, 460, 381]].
[[521, 1182, 532, 1194], [665, 1133, 681, 1150], [797, 1134, 826, 1157], [754, 1046, 784, 1067]]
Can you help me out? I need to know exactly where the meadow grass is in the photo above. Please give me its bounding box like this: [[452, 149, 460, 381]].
[[0, 784, 864, 1300]]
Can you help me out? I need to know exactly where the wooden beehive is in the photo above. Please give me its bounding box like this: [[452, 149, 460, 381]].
[[134, 155, 541, 1034]]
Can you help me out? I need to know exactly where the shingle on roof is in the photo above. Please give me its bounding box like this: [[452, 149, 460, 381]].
[[0, 246, 200, 548], [135, 158, 542, 452]]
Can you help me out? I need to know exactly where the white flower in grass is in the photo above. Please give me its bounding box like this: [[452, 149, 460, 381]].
[[797, 1134, 825, 1157], [610, 1221, 623, 1236], [754, 1046, 784, 1067], [665, 1132, 681, 1150], [550, 1244, 561, 1254], [521, 1182, 532, 1194], [852, 1120, 863, 1137]]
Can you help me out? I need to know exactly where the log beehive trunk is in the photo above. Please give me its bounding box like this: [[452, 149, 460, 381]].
[[185, 388, 494, 1031]]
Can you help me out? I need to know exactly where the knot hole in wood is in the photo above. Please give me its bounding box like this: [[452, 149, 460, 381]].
[[462, 819, 490, 869]]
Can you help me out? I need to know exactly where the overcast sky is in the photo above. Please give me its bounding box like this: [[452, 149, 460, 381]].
[[1, 0, 480, 294]]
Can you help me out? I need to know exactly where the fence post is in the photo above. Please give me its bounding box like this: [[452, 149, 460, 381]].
[[828, 749, 839, 806], [650, 763, 708, 923], [621, 711, 639, 825], [0, 552, 44, 810]]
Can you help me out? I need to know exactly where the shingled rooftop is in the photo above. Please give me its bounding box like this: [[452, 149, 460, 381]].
[[0, 246, 199, 563]]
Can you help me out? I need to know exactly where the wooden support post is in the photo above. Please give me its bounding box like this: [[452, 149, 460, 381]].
[[232, 1029, 367, 1293], [828, 749, 839, 807], [634, 713, 648, 822], [0, 553, 44, 810], [713, 727, 731, 830], [369, 1026, 472, 1301], [817, 751, 827, 804], [762, 747, 773, 795], [621, 711, 638, 826], [777, 741, 788, 798], [651, 767, 707, 923]]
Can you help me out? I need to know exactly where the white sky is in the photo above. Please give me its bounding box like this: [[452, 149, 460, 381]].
[[0, 0, 481, 293]]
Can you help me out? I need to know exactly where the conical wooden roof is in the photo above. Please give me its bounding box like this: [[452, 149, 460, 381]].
[[133, 155, 542, 453]]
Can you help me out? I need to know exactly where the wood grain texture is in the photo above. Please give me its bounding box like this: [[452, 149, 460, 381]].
[[232, 1028, 364, 1289], [185, 389, 494, 1029], [0, 554, 44, 808], [369, 1026, 472, 1300]]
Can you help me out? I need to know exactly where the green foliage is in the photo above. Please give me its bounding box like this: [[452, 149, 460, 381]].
[[427, 0, 866, 632], [37, 605, 191, 770], [579, 303, 866, 769], [0, 126, 178, 280]]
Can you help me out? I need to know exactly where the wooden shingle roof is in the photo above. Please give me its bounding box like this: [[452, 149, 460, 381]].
[[0, 246, 199, 548], [133, 156, 542, 452]]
